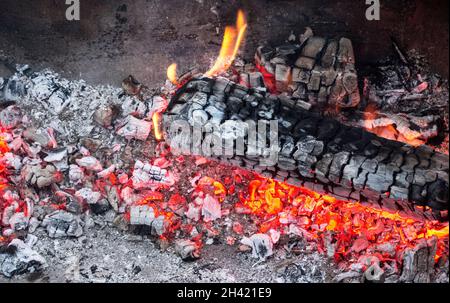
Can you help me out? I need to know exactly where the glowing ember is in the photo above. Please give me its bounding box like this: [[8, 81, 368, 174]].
[[363, 104, 424, 146], [0, 125, 13, 243], [196, 176, 227, 202], [245, 179, 283, 215], [131, 196, 175, 231], [421, 225, 449, 239], [255, 62, 277, 93], [0, 125, 10, 192], [239, 174, 448, 262], [125, 152, 447, 267]]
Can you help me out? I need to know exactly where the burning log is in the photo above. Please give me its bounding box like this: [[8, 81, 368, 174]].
[[163, 77, 449, 221]]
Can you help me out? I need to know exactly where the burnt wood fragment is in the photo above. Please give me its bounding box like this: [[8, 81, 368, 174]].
[[255, 32, 361, 110]]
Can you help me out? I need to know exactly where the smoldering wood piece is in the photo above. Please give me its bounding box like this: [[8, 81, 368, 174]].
[[163, 77, 449, 221], [254, 31, 361, 110], [359, 110, 439, 144]]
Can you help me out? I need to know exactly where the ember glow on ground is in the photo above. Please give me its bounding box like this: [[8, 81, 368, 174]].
[[0, 127, 10, 243], [121, 161, 449, 266]]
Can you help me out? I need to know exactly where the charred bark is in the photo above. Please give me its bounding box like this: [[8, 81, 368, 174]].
[[255, 31, 361, 109], [162, 77, 449, 221]]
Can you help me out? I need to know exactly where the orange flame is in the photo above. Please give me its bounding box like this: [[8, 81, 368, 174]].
[[205, 10, 247, 77], [152, 112, 163, 141], [165, 10, 247, 83], [167, 63, 178, 85], [150, 96, 168, 142]]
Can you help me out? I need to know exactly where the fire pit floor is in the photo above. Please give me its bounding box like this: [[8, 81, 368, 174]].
[[0, 224, 333, 283]]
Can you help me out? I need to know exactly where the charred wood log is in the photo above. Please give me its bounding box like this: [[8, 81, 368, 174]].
[[162, 77, 449, 221], [255, 30, 360, 110]]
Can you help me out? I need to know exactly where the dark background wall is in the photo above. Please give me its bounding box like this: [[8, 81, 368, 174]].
[[0, 0, 448, 86]]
